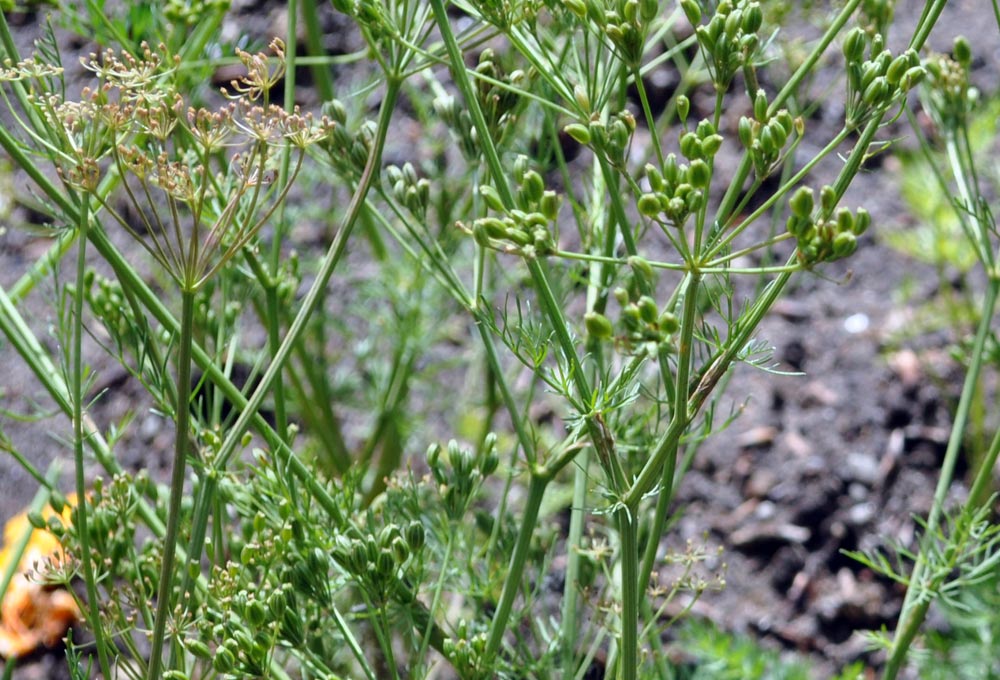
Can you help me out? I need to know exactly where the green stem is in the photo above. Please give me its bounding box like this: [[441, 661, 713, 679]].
[[71, 198, 113, 680], [147, 288, 196, 680], [617, 507, 640, 680], [484, 472, 549, 661]]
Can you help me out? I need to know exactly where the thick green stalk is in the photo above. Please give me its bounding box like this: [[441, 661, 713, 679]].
[[71, 199, 113, 680], [147, 288, 196, 680], [617, 508, 640, 680]]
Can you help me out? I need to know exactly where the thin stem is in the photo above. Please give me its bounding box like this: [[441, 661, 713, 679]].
[[617, 508, 640, 680], [71, 198, 114, 680], [147, 288, 196, 680]]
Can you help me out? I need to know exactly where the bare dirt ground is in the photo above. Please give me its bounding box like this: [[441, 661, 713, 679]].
[[0, 0, 997, 678]]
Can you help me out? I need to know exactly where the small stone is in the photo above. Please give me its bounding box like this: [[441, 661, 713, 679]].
[[844, 451, 879, 485]]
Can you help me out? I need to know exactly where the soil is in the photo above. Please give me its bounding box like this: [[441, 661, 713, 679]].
[[0, 1, 998, 678]]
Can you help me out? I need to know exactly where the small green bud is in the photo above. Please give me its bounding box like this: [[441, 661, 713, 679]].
[[742, 3, 762, 33], [614, 287, 630, 306], [738, 116, 754, 148], [563, 122, 591, 144], [639, 0, 657, 22], [657, 311, 679, 334], [27, 511, 46, 530], [676, 95, 690, 123], [186, 639, 212, 660], [853, 207, 871, 235], [953, 36, 972, 66], [645, 163, 665, 192], [753, 89, 769, 121], [767, 119, 788, 149], [513, 155, 529, 184], [789, 186, 814, 219], [212, 646, 236, 673], [574, 84, 590, 112], [638, 193, 662, 217], [832, 231, 857, 258], [679, 131, 702, 159], [695, 119, 715, 138], [842, 28, 866, 64], [786, 214, 810, 239], [585, 311, 614, 339], [680, 0, 701, 25], [405, 521, 426, 551], [521, 170, 545, 204], [820, 185, 837, 214], [835, 207, 854, 234], [862, 75, 889, 105], [701, 134, 724, 156], [628, 255, 655, 288], [246, 599, 268, 628], [540, 191, 560, 222], [688, 159, 711, 188], [900, 66, 925, 91], [637, 296, 658, 324], [623, 0, 638, 23], [563, 0, 587, 18], [664, 153, 680, 183]]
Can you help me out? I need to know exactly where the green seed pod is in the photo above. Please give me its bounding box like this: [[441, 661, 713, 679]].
[[696, 119, 715, 138], [688, 159, 711, 188], [614, 287, 630, 306], [953, 36, 972, 66], [853, 207, 871, 235], [628, 255, 655, 287], [862, 76, 889, 106], [786, 215, 809, 239], [540, 191, 560, 222], [723, 8, 741, 38], [657, 311, 679, 334], [835, 207, 854, 234], [186, 639, 212, 660], [212, 646, 236, 674], [405, 521, 426, 551], [886, 53, 910, 86], [324, 99, 348, 125], [564, 122, 591, 144], [900, 66, 925, 91], [701, 134, 724, 156], [774, 110, 794, 136], [268, 588, 288, 620], [563, 0, 587, 18], [521, 170, 545, 204], [789, 186, 814, 219], [820, 185, 837, 214], [842, 27, 866, 64], [638, 193, 662, 217], [832, 231, 857, 258], [758, 124, 776, 155], [664, 153, 680, 183], [680, 0, 700, 25], [753, 89, 769, 121], [638, 167, 661, 197], [767, 119, 788, 149], [585, 311, 614, 339], [27, 510, 46, 530], [742, 3, 762, 33], [481, 447, 500, 476], [685, 189, 703, 212], [623, 0, 638, 23], [639, 0, 657, 22], [622, 303, 641, 330], [391, 536, 409, 564], [667, 196, 687, 219], [676, 95, 690, 123], [679, 131, 702, 159], [737, 116, 754, 148], [246, 599, 268, 628], [637, 296, 658, 324]]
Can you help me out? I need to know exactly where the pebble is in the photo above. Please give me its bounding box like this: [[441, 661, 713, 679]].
[[844, 451, 879, 485], [843, 313, 869, 334]]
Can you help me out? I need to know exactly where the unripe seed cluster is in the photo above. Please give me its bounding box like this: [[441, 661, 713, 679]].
[[586, 257, 678, 354], [737, 90, 800, 179], [786, 185, 871, 265], [426, 434, 500, 521], [637, 119, 722, 227], [843, 28, 925, 126], [331, 519, 426, 605], [386, 162, 431, 220], [922, 37, 977, 131], [472, 157, 560, 258], [684, 0, 764, 91]]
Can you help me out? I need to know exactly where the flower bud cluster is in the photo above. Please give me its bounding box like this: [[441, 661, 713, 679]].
[[331, 520, 426, 605], [843, 28, 924, 126], [427, 434, 499, 521], [564, 109, 636, 168], [445, 619, 490, 680], [475, 48, 527, 137], [737, 90, 800, 179], [637, 119, 723, 227], [683, 0, 763, 91], [565, 0, 659, 67], [472, 158, 561, 258], [194, 583, 292, 676], [586, 262, 678, 354], [434, 94, 480, 161], [386, 162, 431, 220], [786, 185, 870, 265], [322, 98, 377, 181], [922, 38, 977, 132]]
